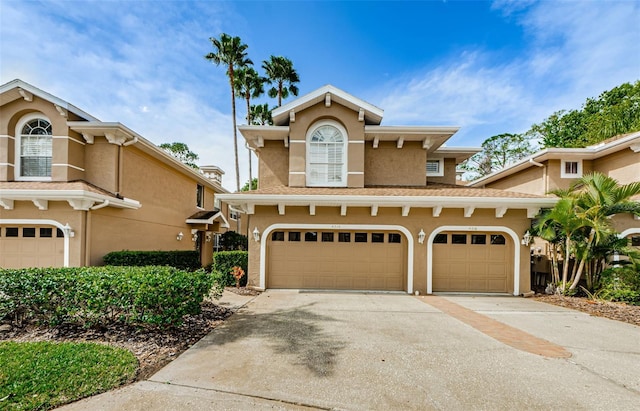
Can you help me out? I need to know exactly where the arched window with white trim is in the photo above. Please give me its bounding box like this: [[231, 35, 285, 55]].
[[306, 120, 347, 186], [16, 115, 52, 180]]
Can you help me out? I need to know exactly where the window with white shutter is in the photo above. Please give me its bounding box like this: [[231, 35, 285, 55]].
[[306, 121, 347, 186]]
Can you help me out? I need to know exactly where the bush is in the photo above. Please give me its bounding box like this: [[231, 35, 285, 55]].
[[103, 250, 201, 271], [220, 231, 248, 250], [599, 266, 640, 305], [212, 251, 248, 287], [0, 266, 214, 328]]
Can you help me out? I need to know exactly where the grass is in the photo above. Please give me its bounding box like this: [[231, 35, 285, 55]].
[[0, 341, 138, 411]]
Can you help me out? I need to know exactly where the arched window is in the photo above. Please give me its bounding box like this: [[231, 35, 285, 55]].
[[306, 121, 347, 186], [17, 116, 52, 179]]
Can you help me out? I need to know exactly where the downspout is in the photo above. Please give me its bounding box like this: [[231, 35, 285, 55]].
[[529, 158, 547, 194]]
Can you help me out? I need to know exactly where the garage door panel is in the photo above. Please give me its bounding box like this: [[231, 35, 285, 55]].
[[433, 232, 511, 293], [268, 230, 404, 291]]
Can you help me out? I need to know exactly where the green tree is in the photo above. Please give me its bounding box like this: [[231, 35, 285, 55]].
[[460, 133, 535, 180], [205, 33, 252, 191], [262, 55, 300, 107], [530, 81, 640, 149], [234, 66, 264, 191], [159, 142, 199, 169], [241, 178, 258, 191], [250, 103, 273, 125]]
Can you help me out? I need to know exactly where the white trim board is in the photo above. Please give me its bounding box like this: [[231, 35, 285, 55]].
[[259, 223, 414, 294]]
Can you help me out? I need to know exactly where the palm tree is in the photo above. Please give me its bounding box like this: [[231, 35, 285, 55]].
[[567, 173, 640, 290], [205, 33, 252, 191], [234, 67, 264, 190], [250, 103, 273, 126], [262, 56, 300, 107]]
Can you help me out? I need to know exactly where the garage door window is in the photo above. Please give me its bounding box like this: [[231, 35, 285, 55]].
[[388, 233, 402, 243], [5, 227, 19, 237], [288, 232, 301, 242], [40, 228, 53, 238], [491, 234, 506, 245], [56, 228, 64, 238], [434, 234, 447, 244], [271, 231, 285, 241], [338, 232, 351, 242], [471, 234, 486, 245], [354, 233, 368, 243], [452, 234, 467, 244], [305, 232, 318, 242], [631, 236, 640, 246], [322, 232, 334, 242], [371, 233, 384, 243], [23, 228, 36, 238]]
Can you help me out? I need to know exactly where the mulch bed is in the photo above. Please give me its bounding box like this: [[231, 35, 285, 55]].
[[0, 301, 233, 380], [534, 294, 640, 327]]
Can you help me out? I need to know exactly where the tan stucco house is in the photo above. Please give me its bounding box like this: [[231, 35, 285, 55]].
[[469, 131, 640, 246], [219, 85, 557, 295], [0, 79, 234, 268]]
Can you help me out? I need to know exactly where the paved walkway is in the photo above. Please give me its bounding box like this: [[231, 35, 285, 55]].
[[59, 291, 640, 410]]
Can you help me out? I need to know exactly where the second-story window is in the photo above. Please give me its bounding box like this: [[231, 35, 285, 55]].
[[196, 184, 204, 208], [426, 159, 444, 177], [306, 121, 347, 187], [18, 117, 52, 179], [561, 159, 582, 179]]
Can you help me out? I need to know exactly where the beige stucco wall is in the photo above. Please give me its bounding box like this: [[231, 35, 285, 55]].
[[427, 158, 457, 185], [246, 206, 532, 295], [257, 140, 289, 188], [486, 165, 547, 195], [364, 141, 427, 186], [593, 149, 640, 183]]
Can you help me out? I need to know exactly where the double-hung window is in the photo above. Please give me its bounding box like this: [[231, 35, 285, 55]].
[[18, 117, 52, 179], [307, 121, 347, 186]]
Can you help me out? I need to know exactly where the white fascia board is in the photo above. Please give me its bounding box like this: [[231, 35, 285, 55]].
[[272, 85, 384, 125], [469, 133, 640, 187], [0, 189, 141, 209], [1, 79, 99, 121], [216, 193, 558, 211]]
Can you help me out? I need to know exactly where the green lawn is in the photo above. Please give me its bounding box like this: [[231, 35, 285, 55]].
[[0, 341, 138, 411]]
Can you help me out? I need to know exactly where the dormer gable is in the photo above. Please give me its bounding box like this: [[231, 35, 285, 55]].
[[271, 85, 384, 126]]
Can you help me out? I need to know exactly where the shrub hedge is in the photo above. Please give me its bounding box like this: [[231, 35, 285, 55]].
[[0, 266, 216, 328], [211, 251, 248, 287], [103, 250, 201, 271]]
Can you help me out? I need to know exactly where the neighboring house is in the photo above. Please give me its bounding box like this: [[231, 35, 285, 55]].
[[468, 131, 640, 247], [218, 85, 557, 295], [0, 79, 232, 268]]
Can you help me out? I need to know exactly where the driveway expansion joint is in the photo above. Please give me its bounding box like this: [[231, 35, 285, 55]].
[[145, 379, 330, 410]]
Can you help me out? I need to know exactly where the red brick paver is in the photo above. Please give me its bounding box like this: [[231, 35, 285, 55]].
[[420, 296, 572, 359]]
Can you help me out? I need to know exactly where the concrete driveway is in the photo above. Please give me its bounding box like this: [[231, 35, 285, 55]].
[[61, 291, 640, 410]]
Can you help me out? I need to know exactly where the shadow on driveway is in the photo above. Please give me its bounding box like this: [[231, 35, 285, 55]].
[[199, 303, 347, 377]]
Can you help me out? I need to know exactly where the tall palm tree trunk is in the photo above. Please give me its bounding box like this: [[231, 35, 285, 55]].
[[229, 69, 240, 192], [561, 236, 571, 292], [569, 229, 596, 290]]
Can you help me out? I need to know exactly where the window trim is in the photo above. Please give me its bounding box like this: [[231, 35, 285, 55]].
[[560, 159, 582, 179], [305, 120, 348, 187], [15, 113, 53, 181], [426, 158, 444, 177]]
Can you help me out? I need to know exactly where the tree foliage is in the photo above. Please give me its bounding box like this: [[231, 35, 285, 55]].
[[531, 81, 640, 148], [159, 142, 200, 169], [459, 133, 535, 180], [250, 103, 273, 125], [262, 55, 300, 107], [241, 178, 258, 191]]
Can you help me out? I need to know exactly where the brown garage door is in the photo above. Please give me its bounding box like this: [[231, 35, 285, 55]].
[[0, 226, 64, 268], [268, 230, 405, 290], [432, 232, 512, 293]]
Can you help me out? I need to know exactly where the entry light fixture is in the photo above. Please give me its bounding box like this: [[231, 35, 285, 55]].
[[191, 229, 199, 242], [418, 229, 426, 244], [176, 232, 184, 241], [205, 233, 213, 242], [521, 230, 532, 246], [253, 227, 261, 242]]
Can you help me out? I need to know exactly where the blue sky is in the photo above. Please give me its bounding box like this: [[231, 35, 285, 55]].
[[1, 0, 639, 190]]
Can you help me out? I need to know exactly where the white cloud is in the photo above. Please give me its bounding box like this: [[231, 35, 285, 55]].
[[376, 1, 640, 146]]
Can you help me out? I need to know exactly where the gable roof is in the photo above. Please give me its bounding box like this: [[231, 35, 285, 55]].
[[468, 131, 640, 187], [0, 79, 99, 121], [271, 85, 384, 126]]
